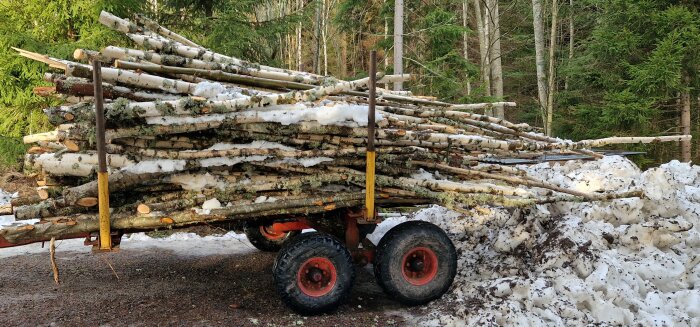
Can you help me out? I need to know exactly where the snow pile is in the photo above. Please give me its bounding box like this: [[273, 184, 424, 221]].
[[168, 173, 226, 190], [279, 156, 334, 167], [193, 81, 227, 99], [205, 141, 296, 151], [397, 156, 699, 326], [123, 159, 186, 174], [254, 195, 278, 203], [145, 102, 383, 127], [199, 155, 269, 168], [0, 231, 254, 259], [256, 103, 382, 126], [193, 81, 252, 101]]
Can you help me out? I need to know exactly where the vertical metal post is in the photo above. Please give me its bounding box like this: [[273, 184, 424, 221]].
[[365, 51, 377, 221], [92, 60, 112, 251]]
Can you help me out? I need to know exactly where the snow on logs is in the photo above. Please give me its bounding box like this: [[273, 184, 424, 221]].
[[2, 10, 692, 246]]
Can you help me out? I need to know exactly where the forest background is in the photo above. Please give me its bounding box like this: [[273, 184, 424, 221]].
[[0, 0, 698, 169]]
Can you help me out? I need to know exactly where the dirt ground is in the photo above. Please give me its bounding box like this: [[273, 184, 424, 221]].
[[0, 172, 37, 198], [0, 241, 421, 327]]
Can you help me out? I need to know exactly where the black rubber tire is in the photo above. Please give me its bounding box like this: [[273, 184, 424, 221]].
[[374, 221, 457, 306], [273, 232, 355, 315], [243, 221, 301, 252]]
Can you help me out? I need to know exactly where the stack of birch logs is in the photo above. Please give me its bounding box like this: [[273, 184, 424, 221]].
[[0, 11, 691, 246]]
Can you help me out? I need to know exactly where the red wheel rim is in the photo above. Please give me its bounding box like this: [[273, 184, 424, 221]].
[[297, 257, 337, 297], [259, 226, 286, 241], [401, 247, 438, 286]]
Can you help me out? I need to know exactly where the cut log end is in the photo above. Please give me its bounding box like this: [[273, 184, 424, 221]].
[[63, 140, 80, 152], [34, 86, 56, 97], [73, 49, 85, 60], [76, 197, 98, 207], [0, 204, 13, 215], [37, 188, 49, 200], [137, 204, 151, 214]]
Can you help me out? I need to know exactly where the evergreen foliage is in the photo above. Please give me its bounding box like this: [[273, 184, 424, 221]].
[[0, 0, 144, 138]]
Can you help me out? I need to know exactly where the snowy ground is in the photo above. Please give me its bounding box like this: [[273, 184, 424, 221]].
[[1, 156, 698, 326], [407, 157, 700, 326]]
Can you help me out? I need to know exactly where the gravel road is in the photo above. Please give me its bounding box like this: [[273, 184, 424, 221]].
[[0, 236, 417, 327]]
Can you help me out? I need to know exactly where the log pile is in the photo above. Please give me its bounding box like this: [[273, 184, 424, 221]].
[[0, 11, 691, 246]]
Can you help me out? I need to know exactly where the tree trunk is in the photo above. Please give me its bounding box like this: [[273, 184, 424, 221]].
[[394, 0, 404, 91], [322, 0, 328, 76], [314, 0, 322, 74], [681, 78, 692, 162], [565, 0, 574, 91], [51, 74, 180, 102], [384, 0, 390, 89], [133, 13, 203, 49], [102, 46, 323, 85], [66, 62, 198, 95], [340, 32, 348, 77], [487, 0, 504, 119], [474, 0, 492, 104], [532, 0, 548, 130], [114, 60, 313, 91], [462, 0, 472, 96], [546, 0, 559, 137], [296, 0, 303, 71]]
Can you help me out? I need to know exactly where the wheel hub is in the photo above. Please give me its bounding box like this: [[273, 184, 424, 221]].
[[401, 247, 438, 286], [297, 257, 337, 297], [260, 225, 286, 240]]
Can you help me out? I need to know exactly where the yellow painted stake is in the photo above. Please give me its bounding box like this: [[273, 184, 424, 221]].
[[93, 60, 112, 251], [97, 172, 111, 250], [365, 50, 378, 221], [365, 151, 376, 219]]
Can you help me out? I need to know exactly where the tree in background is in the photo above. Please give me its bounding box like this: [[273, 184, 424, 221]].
[[561, 0, 700, 162], [0, 0, 143, 138]]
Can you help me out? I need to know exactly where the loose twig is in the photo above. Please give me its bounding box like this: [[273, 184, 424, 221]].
[[49, 237, 59, 285]]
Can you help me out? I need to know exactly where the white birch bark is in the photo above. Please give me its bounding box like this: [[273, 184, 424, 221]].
[[532, 0, 548, 130], [474, 0, 492, 103], [394, 0, 404, 91], [487, 0, 504, 119], [546, 0, 560, 136]]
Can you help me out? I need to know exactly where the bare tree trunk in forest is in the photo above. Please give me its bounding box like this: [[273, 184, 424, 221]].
[[474, 0, 491, 102], [289, 34, 294, 70], [322, 0, 328, 76], [532, 0, 548, 131], [314, 0, 322, 74], [565, 0, 573, 91], [340, 33, 348, 77], [296, 0, 303, 72], [462, 0, 472, 96], [394, 0, 404, 91], [384, 0, 390, 89], [487, 0, 504, 119], [546, 0, 559, 137], [149, 0, 160, 21], [681, 77, 691, 162]]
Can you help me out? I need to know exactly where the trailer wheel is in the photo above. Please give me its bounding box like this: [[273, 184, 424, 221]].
[[244, 221, 301, 252], [374, 221, 457, 306], [273, 233, 355, 315]]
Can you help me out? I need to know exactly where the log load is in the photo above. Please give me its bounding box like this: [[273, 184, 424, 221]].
[[1, 11, 692, 247]]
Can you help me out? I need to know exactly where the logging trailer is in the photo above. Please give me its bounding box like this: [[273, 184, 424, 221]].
[[0, 51, 458, 315]]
